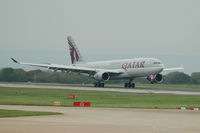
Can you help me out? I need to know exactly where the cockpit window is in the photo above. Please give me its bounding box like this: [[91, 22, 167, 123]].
[[153, 62, 161, 64]]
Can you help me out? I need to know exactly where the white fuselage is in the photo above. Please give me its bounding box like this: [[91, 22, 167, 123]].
[[75, 58, 164, 80]]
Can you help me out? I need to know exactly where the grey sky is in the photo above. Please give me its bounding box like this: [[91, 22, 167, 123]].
[[0, 0, 199, 74]]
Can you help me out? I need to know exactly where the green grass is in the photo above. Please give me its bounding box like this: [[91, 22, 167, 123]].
[[103, 84, 200, 90], [137, 84, 200, 90], [0, 86, 200, 109], [0, 109, 61, 117]]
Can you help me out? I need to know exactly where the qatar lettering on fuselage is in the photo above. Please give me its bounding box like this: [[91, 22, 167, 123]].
[[122, 61, 145, 70]]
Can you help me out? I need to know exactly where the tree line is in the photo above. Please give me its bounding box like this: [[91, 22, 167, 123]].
[[0, 67, 200, 84]]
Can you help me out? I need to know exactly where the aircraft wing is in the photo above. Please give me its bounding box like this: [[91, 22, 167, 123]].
[[11, 58, 123, 75], [163, 65, 184, 71]]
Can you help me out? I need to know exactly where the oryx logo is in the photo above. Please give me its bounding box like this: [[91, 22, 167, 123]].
[[68, 40, 79, 64]]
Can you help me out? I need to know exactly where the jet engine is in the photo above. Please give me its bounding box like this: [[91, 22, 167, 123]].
[[147, 74, 163, 83], [94, 72, 110, 81]]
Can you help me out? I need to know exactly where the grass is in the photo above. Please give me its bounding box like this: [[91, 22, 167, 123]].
[[104, 84, 200, 90], [137, 84, 200, 90], [0, 86, 200, 109], [0, 109, 61, 117]]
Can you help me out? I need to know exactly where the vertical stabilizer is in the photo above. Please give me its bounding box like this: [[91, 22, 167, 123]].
[[67, 36, 85, 64]]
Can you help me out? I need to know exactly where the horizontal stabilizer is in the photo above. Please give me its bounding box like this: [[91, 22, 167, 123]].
[[164, 65, 184, 71]]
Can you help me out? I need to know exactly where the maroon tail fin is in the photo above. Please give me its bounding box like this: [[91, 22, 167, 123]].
[[67, 36, 84, 64]]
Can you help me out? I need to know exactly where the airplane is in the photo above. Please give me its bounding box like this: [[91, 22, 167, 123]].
[[11, 36, 183, 88]]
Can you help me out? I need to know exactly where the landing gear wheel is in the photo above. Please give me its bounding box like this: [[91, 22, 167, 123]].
[[94, 82, 105, 87], [127, 83, 131, 88], [124, 83, 131, 88], [131, 83, 135, 88], [94, 83, 98, 87], [124, 83, 128, 88], [100, 83, 104, 87], [124, 82, 135, 88]]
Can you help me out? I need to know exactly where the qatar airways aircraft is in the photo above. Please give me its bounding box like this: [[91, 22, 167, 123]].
[[11, 36, 183, 88]]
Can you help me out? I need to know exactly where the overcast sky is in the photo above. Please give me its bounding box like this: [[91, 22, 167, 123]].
[[0, 0, 199, 74]]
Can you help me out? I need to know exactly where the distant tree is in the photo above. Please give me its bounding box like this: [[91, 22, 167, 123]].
[[0, 68, 15, 81], [165, 72, 191, 84], [191, 72, 200, 84], [0, 68, 27, 82], [1, 67, 199, 84]]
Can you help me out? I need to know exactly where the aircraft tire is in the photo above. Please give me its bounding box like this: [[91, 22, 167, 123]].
[[100, 83, 104, 87], [94, 83, 98, 87], [131, 83, 135, 88], [124, 83, 128, 88], [124, 83, 135, 88], [94, 82, 104, 87]]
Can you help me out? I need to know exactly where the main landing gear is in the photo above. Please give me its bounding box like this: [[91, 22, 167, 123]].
[[124, 79, 135, 88], [94, 80, 135, 88], [94, 82, 105, 87]]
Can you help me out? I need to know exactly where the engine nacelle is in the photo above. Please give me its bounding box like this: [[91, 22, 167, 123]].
[[147, 74, 163, 84], [94, 72, 110, 81]]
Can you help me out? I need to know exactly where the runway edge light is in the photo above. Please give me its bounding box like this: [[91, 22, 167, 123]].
[[68, 94, 75, 99], [73, 102, 91, 107], [177, 107, 186, 110], [190, 107, 199, 111], [52, 101, 61, 106]]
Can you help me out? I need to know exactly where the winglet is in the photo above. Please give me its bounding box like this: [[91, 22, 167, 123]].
[[10, 57, 19, 64]]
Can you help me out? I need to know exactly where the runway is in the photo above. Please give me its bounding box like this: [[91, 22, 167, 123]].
[[0, 82, 200, 95], [0, 105, 200, 133], [1, 83, 200, 133]]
